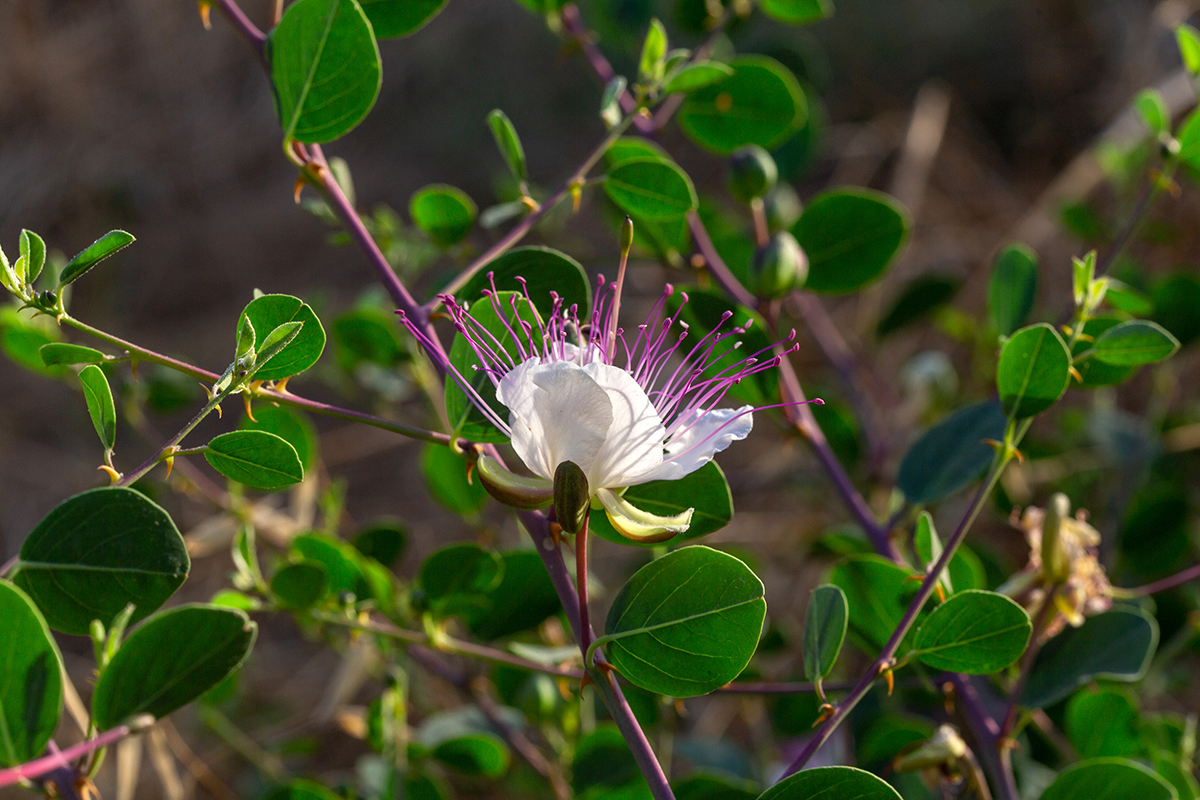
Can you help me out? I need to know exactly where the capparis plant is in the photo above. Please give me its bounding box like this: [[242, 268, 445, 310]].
[[0, 4, 1197, 800]]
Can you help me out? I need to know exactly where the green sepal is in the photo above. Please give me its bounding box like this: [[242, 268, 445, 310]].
[[475, 455, 553, 509], [596, 487, 693, 543]]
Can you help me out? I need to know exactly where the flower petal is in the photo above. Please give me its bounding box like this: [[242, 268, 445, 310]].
[[583, 362, 667, 489], [497, 359, 613, 481], [632, 405, 754, 484], [596, 487, 692, 543]]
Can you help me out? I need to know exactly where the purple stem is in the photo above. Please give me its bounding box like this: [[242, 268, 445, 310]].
[[212, 0, 267, 64], [0, 727, 133, 788], [948, 675, 1017, 800], [559, 4, 654, 135], [1117, 563, 1200, 597]]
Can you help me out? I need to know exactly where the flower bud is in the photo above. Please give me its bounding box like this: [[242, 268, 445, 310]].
[[728, 145, 778, 203], [764, 184, 802, 231], [620, 216, 635, 256], [476, 454, 553, 510], [553, 460, 591, 534], [751, 231, 808, 298], [1041, 492, 1071, 583]]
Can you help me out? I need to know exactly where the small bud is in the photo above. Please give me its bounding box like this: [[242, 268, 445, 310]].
[[728, 145, 778, 203], [764, 184, 802, 232], [621, 216, 635, 256], [1041, 493, 1071, 583], [751, 231, 808, 299], [553, 460, 590, 535]]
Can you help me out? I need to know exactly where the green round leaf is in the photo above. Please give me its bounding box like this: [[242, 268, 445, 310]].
[[291, 533, 364, 596], [602, 546, 766, 697], [793, 188, 910, 294], [1153, 272, 1200, 346], [240, 404, 318, 472], [1072, 317, 1137, 387], [802, 584, 848, 681], [79, 364, 116, 451], [463, 550, 562, 641], [39, 343, 105, 366], [205, 430, 304, 490], [604, 157, 698, 221], [421, 443, 488, 516], [92, 604, 257, 729], [606, 136, 671, 167], [875, 274, 958, 337], [59, 230, 135, 287], [270, 0, 382, 143], [988, 243, 1038, 336], [897, 402, 1007, 504], [333, 305, 405, 370], [758, 0, 833, 24], [1065, 689, 1140, 759], [997, 322, 1071, 418], [1093, 320, 1180, 366], [352, 519, 408, 566], [13, 487, 189, 635], [829, 555, 926, 653], [0, 580, 63, 767], [759, 766, 902, 800], [410, 184, 477, 247], [420, 542, 503, 610], [591, 462, 733, 547], [358, 0, 446, 38], [1023, 608, 1158, 709], [1040, 758, 1176, 800], [678, 56, 806, 155], [432, 734, 510, 777], [663, 61, 735, 95], [270, 560, 329, 609], [238, 294, 326, 381], [454, 246, 590, 321], [912, 590, 1031, 673]]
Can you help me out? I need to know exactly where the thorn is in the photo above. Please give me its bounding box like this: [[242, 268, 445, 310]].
[[200, 383, 213, 402], [942, 681, 956, 715], [981, 438, 1004, 453], [812, 703, 835, 727], [243, 393, 256, 422], [549, 522, 565, 548], [294, 175, 306, 204], [520, 195, 539, 212], [886, 669, 895, 696], [98, 465, 122, 484], [465, 459, 476, 486], [1075, 333, 1095, 343], [163, 455, 175, 479], [129, 358, 139, 381], [570, 183, 582, 213], [935, 583, 946, 603], [1060, 324, 1074, 338], [1068, 365, 1084, 384], [198, 0, 212, 29], [214, 402, 222, 420], [274, 376, 290, 394], [578, 673, 593, 694], [1011, 447, 1024, 464]]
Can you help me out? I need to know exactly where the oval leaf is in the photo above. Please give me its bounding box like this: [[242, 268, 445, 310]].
[[358, 0, 446, 38], [487, 109, 527, 182], [39, 343, 105, 366], [271, 560, 329, 609], [793, 189, 910, 294], [664, 61, 734, 95], [601, 546, 766, 698], [604, 157, 698, 221], [1040, 758, 1176, 800], [59, 230, 135, 287], [997, 322, 1071, 418], [897, 401, 1007, 504], [410, 184, 477, 247], [432, 734, 510, 777], [759, 0, 833, 24], [1072, 317, 1137, 387], [420, 543, 503, 612], [13, 487, 189, 635], [802, 584, 848, 681], [421, 443, 488, 516], [454, 246, 590, 320], [0, 580, 63, 767], [829, 555, 927, 652], [79, 364, 116, 451], [987, 243, 1038, 336], [92, 604, 257, 729], [678, 56, 806, 155], [591, 462, 733, 547], [237, 294, 325, 381], [1093, 320, 1180, 366], [463, 550, 562, 641], [205, 430, 303, 489], [240, 404, 318, 471], [19, 230, 46, 286], [759, 766, 902, 800], [270, 0, 382, 143], [912, 590, 1031, 673]]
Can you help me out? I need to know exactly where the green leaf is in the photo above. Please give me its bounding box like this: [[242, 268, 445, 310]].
[[1072, 317, 1138, 387], [13, 487, 189, 635], [1134, 89, 1170, 134], [357, 0, 446, 38], [332, 305, 405, 369], [291, 533, 364, 595], [420, 543, 503, 612], [410, 184, 477, 247], [911, 590, 1031, 674], [604, 158, 698, 221], [421, 443, 488, 516], [59, 230, 135, 287], [591, 462, 732, 547], [463, 550, 562, 641], [875, 274, 958, 337], [486, 109, 527, 182], [828, 555, 926, 652], [270, 560, 329, 609], [432, 734, 511, 777], [92, 604, 256, 729], [1102, 279, 1154, 316], [1065, 689, 1140, 759], [607, 136, 670, 167], [1153, 272, 1200, 346], [896, 402, 1007, 503], [802, 584, 848, 681], [454, 246, 591, 320], [79, 364, 116, 451], [44, 343, 109, 366], [352, 519, 408, 566], [673, 773, 757, 800], [444, 290, 537, 443], [996, 322, 1071, 418], [1178, 24, 1200, 74], [237, 294, 326, 382], [601, 546, 765, 698], [205, 430, 304, 490], [663, 62, 734, 95], [793, 188, 910, 294], [264, 780, 344, 800], [0, 580, 63, 767], [19, 230, 46, 286], [0, 308, 63, 375], [638, 18, 667, 83], [758, 0, 833, 24], [270, 0, 382, 143], [913, 511, 951, 594], [987, 243, 1038, 336], [678, 56, 806, 155], [573, 724, 645, 796], [1093, 320, 1180, 366], [240, 404, 318, 471], [1023, 608, 1158, 708], [1040, 758, 1176, 800], [758, 766, 902, 800], [600, 75, 627, 128]]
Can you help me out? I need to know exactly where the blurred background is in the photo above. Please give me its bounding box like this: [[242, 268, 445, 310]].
[[1, 0, 1197, 797]]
